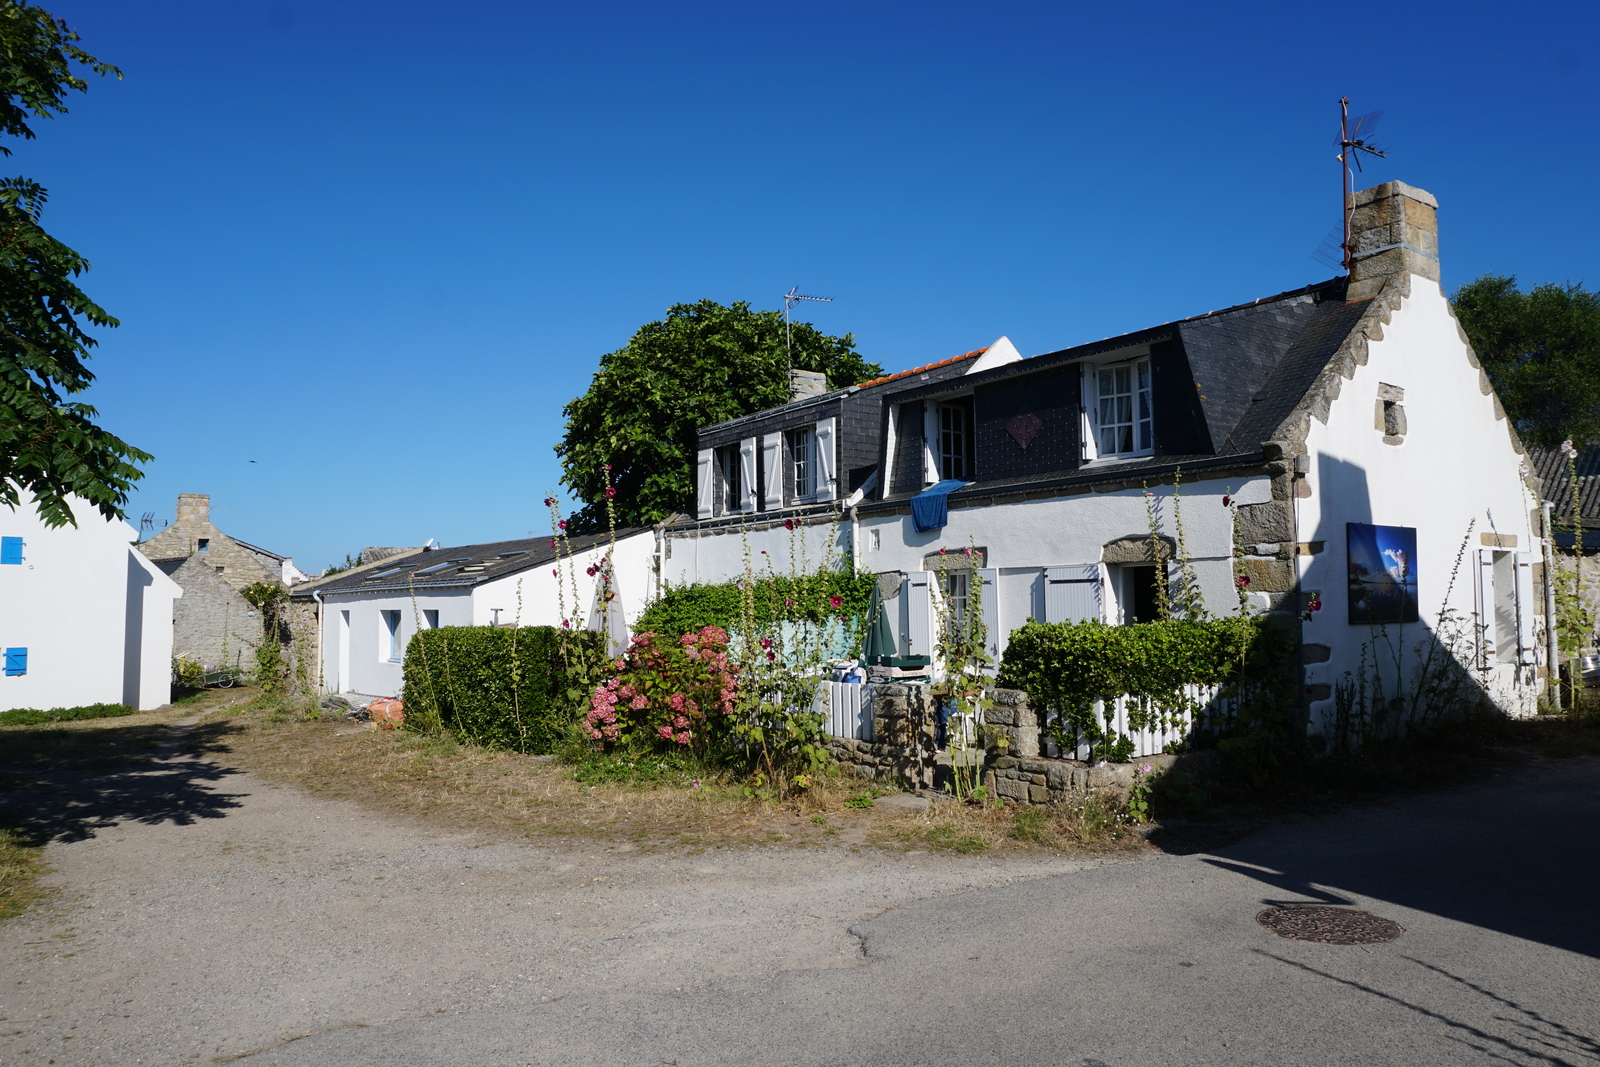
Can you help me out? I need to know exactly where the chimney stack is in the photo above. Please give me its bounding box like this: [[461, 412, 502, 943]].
[[176, 493, 210, 525], [789, 368, 827, 402], [1347, 181, 1439, 301]]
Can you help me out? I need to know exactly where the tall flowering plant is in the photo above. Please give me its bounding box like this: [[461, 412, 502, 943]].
[[586, 626, 740, 754]]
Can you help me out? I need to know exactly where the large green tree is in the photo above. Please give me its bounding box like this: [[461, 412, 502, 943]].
[[0, 2, 146, 528], [1452, 275, 1600, 449], [557, 299, 882, 533]]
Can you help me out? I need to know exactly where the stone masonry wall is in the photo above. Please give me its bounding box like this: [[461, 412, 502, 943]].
[[825, 684, 937, 789], [137, 494, 279, 593], [169, 554, 262, 671]]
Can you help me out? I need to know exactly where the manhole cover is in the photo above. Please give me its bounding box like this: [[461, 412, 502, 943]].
[[1255, 905, 1404, 945]]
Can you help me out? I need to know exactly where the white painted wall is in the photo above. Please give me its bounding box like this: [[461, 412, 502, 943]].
[[1295, 278, 1541, 722], [660, 475, 1271, 660], [0, 497, 182, 711], [318, 530, 660, 697]]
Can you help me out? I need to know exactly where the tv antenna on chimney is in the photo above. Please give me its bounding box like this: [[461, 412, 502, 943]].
[[138, 511, 155, 538], [1330, 98, 1386, 272], [782, 286, 832, 369]]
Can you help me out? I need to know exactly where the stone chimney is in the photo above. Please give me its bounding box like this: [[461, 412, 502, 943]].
[[1347, 181, 1439, 301], [176, 493, 210, 526], [789, 368, 827, 402]]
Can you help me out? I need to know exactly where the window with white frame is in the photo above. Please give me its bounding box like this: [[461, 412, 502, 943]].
[[1097, 359, 1152, 457], [382, 610, 402, 662], [424, 609, 440, 629], [788, 427, 816, 500], [937, 399, 974, 480]]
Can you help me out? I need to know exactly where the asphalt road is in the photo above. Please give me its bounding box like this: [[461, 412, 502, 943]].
[[250, 760, 1600, 1067], [3, 719, 1596, 1067]]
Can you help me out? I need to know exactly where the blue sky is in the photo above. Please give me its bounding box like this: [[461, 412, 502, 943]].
[[25, 1, 1600, 571]]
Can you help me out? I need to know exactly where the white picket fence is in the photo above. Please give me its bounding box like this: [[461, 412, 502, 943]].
[[814, 681, 874, 741], [1040, 683, 1240, 760]]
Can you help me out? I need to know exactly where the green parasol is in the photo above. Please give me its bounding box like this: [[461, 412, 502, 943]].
[[861, 580, 897, 664]]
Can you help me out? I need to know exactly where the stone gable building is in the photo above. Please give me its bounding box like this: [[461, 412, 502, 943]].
[[137, 494, 306, 669]]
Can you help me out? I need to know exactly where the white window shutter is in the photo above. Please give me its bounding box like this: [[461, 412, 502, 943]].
[[814, 418, 837, 500], [738, 438, 757, 513], [905, 571, 934, 659], [761, 433, 782, 511], [1515, 551, 1536, 665], [1475, 548, 1496, 668], [1044, 564, 1102, 624], [923, 403, 940, 485], [977, 567, 1001, 671], [695, 449, 714, 520]]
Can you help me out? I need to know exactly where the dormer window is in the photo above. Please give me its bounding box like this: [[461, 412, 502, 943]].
[[788, 427, 816, 499], [716, 444, 743, 514], [937, 400, 974, 480], [1096, 359, 1152, 457]]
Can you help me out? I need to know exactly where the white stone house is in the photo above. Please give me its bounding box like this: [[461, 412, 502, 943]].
[[0, 496, 183, 711], [663, 180, 1546, 735], [310, 528, 657, 698]]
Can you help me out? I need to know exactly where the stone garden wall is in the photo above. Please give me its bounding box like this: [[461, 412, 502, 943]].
[[830, 683, 1218, 803]]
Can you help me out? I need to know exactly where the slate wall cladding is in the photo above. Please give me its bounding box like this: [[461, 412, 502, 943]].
[[1149, 338, 1214, 456], [973, 366, 1080, 482], [889, 400, 926, 496]]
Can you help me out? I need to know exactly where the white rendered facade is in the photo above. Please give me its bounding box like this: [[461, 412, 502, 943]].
[[0, 497, 182, 711]]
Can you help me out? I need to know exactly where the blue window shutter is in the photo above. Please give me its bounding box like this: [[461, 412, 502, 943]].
[[0, 537, 22, 565], [5, 647, 27, 675]]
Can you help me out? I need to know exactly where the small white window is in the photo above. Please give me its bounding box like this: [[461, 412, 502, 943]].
[[382, 610, 402, 662], [1097, 359, 1152, 457], [869, 529, 881, 552], [424, 609, 440, 629]]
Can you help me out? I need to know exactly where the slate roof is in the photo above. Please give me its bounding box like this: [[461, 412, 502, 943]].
[[1529, 446, 1600, 523], [311, 529, 646, 597]]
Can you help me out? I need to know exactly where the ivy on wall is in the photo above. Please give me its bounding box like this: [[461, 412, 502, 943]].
[[997, 617, 1296, 765], [635, 570, 877, 641]]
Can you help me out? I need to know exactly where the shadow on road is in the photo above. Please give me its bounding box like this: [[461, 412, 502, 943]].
[[1192, 760, 1600, 961], [0, 719, 249, 845]]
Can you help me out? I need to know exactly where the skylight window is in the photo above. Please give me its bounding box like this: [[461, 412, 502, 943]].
[[497, 550, 527, 558], [413, 562, 454, 576]]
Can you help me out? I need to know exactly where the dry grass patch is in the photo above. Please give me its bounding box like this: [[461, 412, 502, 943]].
[[875, 797, 1154, 856], [0, 826, 49, 921], [204, 701, 906, 851]]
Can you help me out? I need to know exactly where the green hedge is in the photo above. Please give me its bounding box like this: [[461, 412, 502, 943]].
[[401, 626, 607, 753], [636, 570, 878, 641], [996, 617, 1295, 761], [0, 703, 135, 727]]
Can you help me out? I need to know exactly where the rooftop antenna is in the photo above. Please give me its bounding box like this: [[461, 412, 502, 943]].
[[138, 511, 155, 538], [1336, 97, 1386, 272], [782, 286, 832, 371]]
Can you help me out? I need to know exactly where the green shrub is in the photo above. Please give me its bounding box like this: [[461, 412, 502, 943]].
[[401, 626, 606, 753], [0, 703, 136, 727], [996, 617, 1295, 763], [635, 570, 877, 640]]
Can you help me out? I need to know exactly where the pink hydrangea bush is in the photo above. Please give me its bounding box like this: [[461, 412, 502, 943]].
[[586, 626, 739, 752]]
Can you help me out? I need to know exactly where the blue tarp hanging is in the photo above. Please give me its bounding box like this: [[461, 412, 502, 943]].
[[911, 479, 968, 533]]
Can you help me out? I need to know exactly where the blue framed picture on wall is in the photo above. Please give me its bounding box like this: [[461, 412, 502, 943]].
[[1346, 523, 1419, 625]]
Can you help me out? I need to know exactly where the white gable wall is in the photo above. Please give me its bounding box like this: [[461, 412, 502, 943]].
[[1295, 277, 1540, 722], [0, 498, 182, 711]]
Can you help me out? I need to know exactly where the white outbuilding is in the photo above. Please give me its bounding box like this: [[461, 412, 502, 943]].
[[309, 528, 657, 699], [0, 497, 183, 712]]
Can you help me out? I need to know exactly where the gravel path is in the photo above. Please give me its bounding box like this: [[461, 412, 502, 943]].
[[0, 716, 1118, 1065]]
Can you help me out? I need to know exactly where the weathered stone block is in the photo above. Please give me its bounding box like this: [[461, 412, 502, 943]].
[[1236, 502, 1292, 544], [1028, 784, 1049, 804], [992, 756, 1019, 770], [1237, 558, 1295, 593], [995, 776, 1030, 801]]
